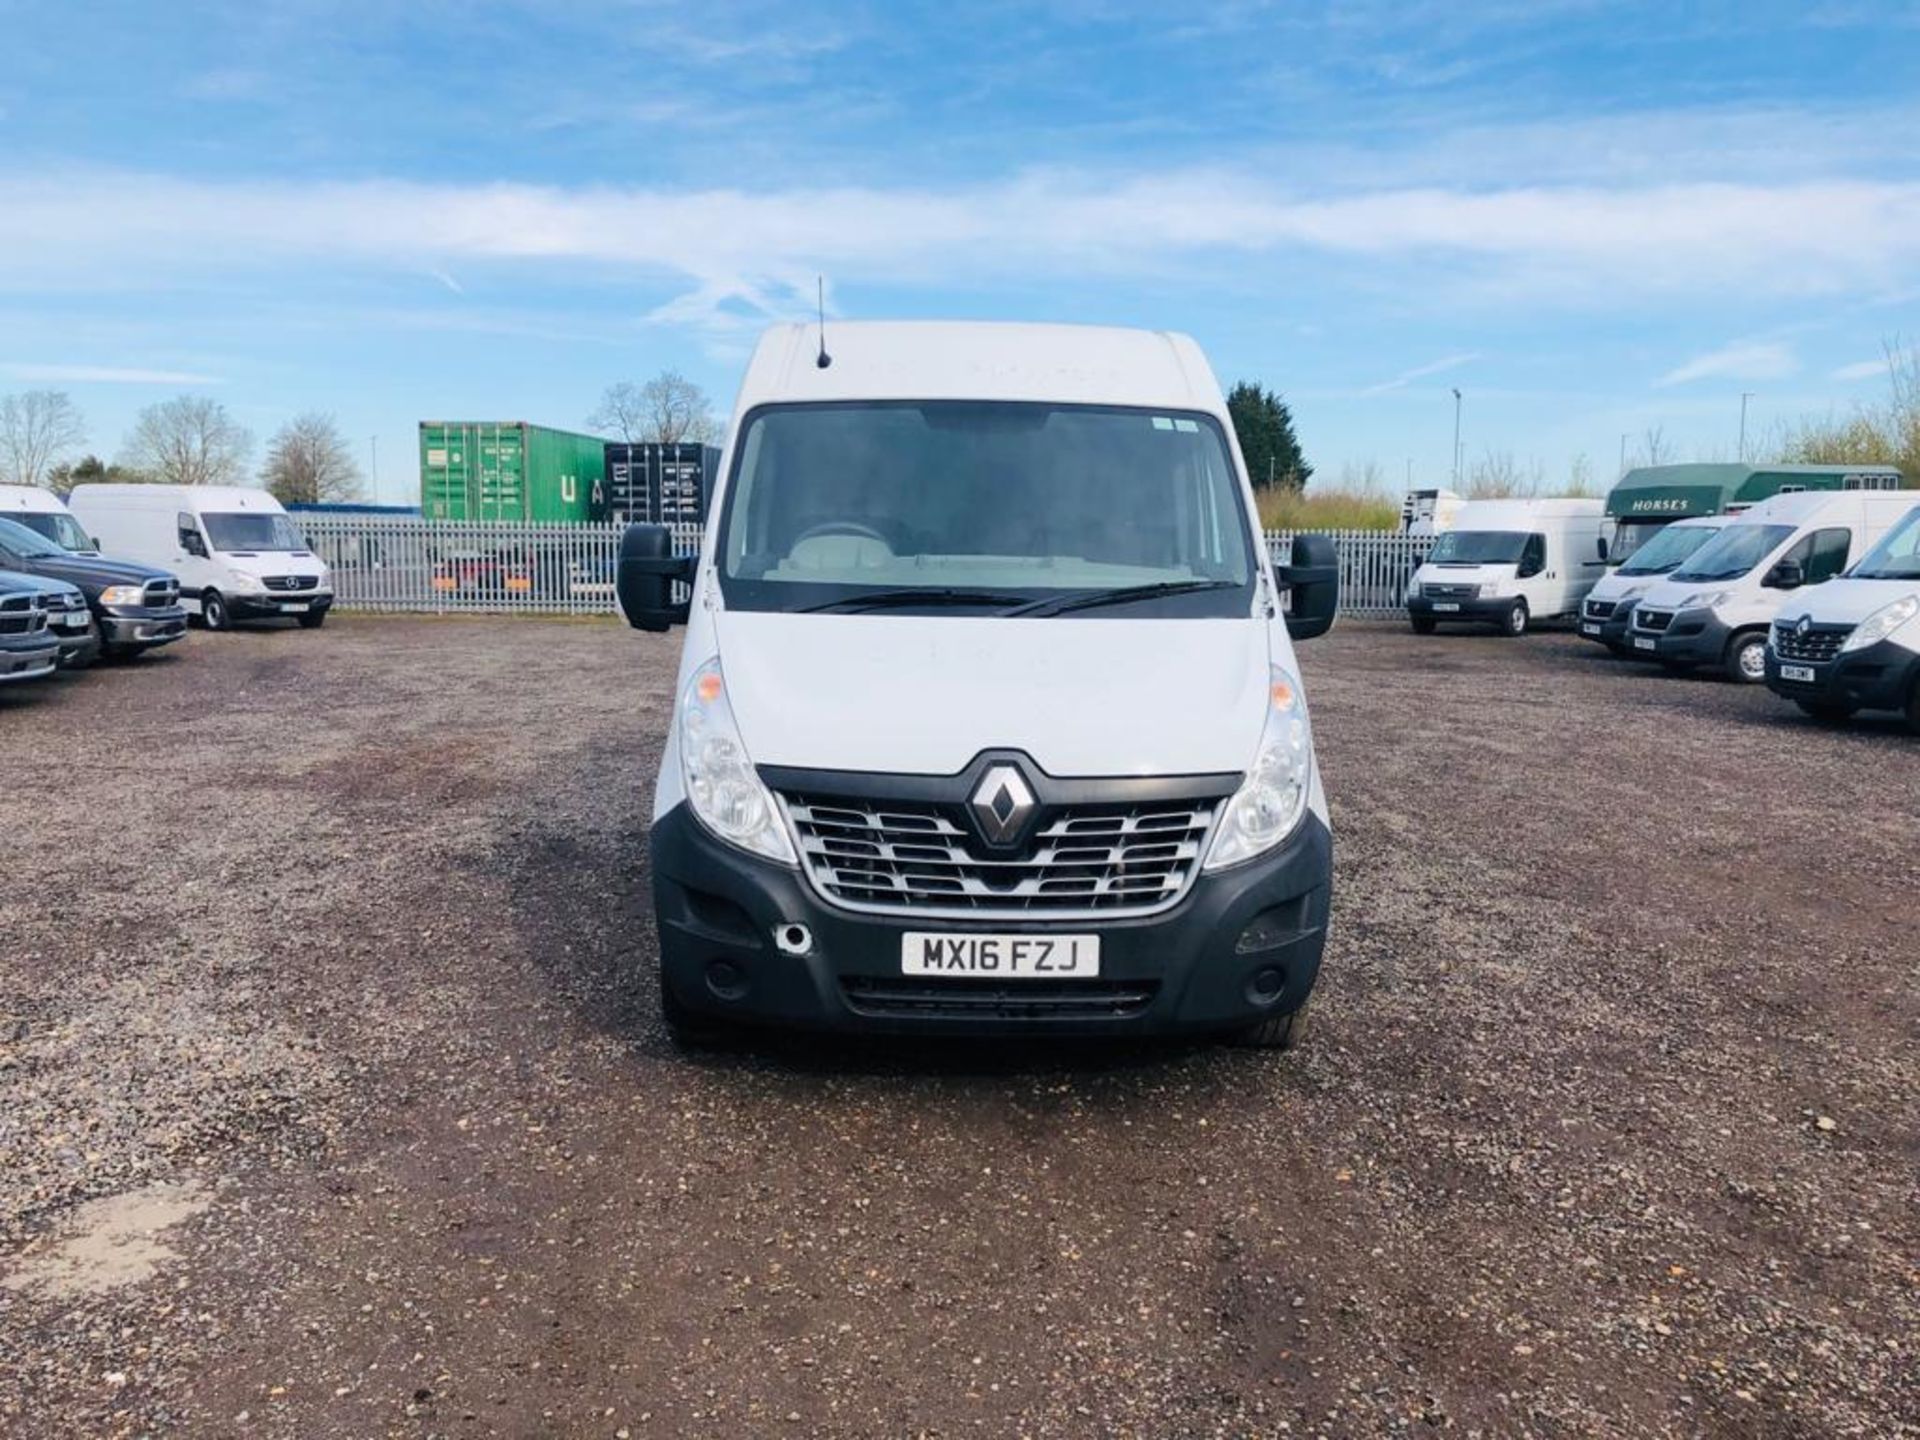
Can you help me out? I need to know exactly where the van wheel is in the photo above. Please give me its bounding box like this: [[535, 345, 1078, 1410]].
[[1500, 600, 1529, 637], [1725, 630, 1768, 684], [200, 590, 231, 631], [1794, 698, 1856, 723], [1410, 616, 1437, 635], [297, 611, 327, 629], [661, 981, 733, 1049], [1236, 1003, 1309, 1051]]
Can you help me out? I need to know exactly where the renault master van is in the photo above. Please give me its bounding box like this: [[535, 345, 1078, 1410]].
[[69, 485, 333, 630], [611, 322, 1340, 1048], [1764, 500, 1920, 730], [1405, 497, 1606, 635], [1578, 515, 1730, 653], [1627, 490, 1916, 682], [0, 484, 99, 553]]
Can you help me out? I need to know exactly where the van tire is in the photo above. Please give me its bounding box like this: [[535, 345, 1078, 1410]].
[[1794, 698, 1856, 723], [1725, 630, 1768, 684], [200, 590, 231, 631], [1500, 600, 1529, 637], [1410, 616, 1437, 635], [1237, 1003, 1309, 1051], [297, 611, 327, 629], [661, 981, 733, 1049]]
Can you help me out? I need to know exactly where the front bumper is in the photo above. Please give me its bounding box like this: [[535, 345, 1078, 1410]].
[[50, 616, 101, 667], [229, 591, 334, 621], [651, 802, 1333, 1038], [1765, 637, 1920, 713], [0, 636, 60, 683], [1407, 595, 1510, 624], [1578, 599, 1638, 647], [99, 604, 189, 649], [1628, 606, 1730, 664]]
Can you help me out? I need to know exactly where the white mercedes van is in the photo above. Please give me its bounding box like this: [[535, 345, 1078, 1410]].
[[1405, 497, 1606, 635], [1764, 499, 1920, 730], [613, 321, 1340, 1048], [1627, 490, 1916, 682], [68, 485, 333, 630]]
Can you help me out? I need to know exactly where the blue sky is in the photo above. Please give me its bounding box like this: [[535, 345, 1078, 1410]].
[[3, 0, 1919, 500]]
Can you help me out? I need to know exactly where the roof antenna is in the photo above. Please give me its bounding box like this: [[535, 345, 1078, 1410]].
[[815, 276, 833, 369]]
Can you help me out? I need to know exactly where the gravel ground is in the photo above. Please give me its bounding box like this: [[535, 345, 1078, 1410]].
[[1, 615, 1915, 1439]]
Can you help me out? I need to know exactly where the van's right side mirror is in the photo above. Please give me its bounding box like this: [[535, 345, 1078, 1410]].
[[616, 523, 693, 632], [1277, 533, 1339, 641]]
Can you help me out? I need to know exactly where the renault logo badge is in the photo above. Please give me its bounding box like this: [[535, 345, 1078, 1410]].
[[970, 764, 1036, 846], [1797, 615, 1812, 636]]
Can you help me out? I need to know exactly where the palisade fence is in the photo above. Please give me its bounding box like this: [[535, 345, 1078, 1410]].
[[298, 515, 1427, 619]]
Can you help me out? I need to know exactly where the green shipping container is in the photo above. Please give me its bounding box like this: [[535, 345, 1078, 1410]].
[[418, 422, 607, 522]]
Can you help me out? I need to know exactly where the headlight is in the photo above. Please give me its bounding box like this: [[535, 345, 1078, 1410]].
[[1478, 581, 1505, 598], [232, 573, 265, 592], [1204, 666, 1312, 872], [98, 585, 144, 605], [1840, 594, 1920, 652], [1678, 590, 1729, 610], [677, 657, 795, 865]]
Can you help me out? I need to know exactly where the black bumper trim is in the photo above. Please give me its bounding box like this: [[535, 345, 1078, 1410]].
[[1407, 596, 1510, 622], [1765, 638, 1920, 712], [229, 593, 335, 620]]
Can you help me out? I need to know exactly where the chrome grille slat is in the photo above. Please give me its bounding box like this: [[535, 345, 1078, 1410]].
[[1772, 622, 1847, 663]]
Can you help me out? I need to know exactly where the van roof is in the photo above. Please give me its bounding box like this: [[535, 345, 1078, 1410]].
[[0, 484, 69, 512], [70, 484, 288, 511], [1452, 497, 1605, 524], [736, 321, 1225, 413], [1725, 488, 1919, 527]]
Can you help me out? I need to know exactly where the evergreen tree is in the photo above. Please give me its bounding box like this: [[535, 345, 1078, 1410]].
[[1227, 381, 1312, 491]]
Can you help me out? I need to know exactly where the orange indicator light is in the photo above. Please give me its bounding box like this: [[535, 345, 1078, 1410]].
[[695, 672, 724, 704]]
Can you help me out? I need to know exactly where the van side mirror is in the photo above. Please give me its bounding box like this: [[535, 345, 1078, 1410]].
[[1596, 535, 1609, 562], [1764, 560, 1804, 590], [179, 529, 208, 558], [1277, 533, 1339, 641], [616, 523, 693, 632], [1517, 556, 1545, 579]]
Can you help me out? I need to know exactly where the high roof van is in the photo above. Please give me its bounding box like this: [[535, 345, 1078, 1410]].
[[610, 321, 1341, 1049], [68, 485, 333, 630], [1405, 497, 1606, 636], [1628, 490, 1918, 682]]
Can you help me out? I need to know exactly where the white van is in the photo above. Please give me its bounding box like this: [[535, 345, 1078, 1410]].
[[0, 484, 99, 553], [610, 321, 1341, 1049], [1577, 514, 1731, 653], [1764, 500, 1920, 730], [1627, 490, 1917, 682], [1405, 497, 1607, 635], [68, 485, 333, 630]]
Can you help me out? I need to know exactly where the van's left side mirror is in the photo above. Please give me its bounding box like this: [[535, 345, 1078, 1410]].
[[616, 523, 693, 632], [1764, 560, 1804, 590], [1278, 533, 1339, 641]]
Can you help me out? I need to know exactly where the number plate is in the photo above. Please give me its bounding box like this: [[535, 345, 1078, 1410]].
[[1432, 601, 1461, 612], [279, 602, 309, 613], [902, 933, 1100, 978], [1780, 664, 1816, 683], [1634, 636, 1657, 651], [1580, 622, 1601, 636]]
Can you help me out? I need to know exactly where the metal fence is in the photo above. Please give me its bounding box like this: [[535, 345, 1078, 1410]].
[[299, 515, 1426, 619]]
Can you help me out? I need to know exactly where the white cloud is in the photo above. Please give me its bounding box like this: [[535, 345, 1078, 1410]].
[[1, 362, 223, 385], [1359, 351, 1481, 395], [1830, 357, 1889, 381], [1656, 341, 1799, 387]]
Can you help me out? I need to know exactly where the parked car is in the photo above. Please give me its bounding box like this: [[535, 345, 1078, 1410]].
[[1578, 515, 1731, 653], [0, 483, 102, 553], [1626, 490, 1917, 682], [0, 572, 60, 687], [1765, 500, 1920, 730], [20, 574, 99, 670], [1405, 498, 1607, 635], [0, 517, 186, 660], [613, 320, 1341, 1049], [68, 484, 333, 631]]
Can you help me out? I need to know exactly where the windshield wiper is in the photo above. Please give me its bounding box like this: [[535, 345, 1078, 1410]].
[[796, 587, 1032, 615], [1004, 579, 1241, 619]]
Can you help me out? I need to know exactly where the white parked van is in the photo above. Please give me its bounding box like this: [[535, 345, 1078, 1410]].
[[1405, 497, 1607, 635], [68, 485, 333, 630], [1764, 500, 1920, 730], [1577, 515, 1731, 653], [1627, 490, 1917, 682], [611, 321, 1341, 1048], [0, 484, 99, 554]]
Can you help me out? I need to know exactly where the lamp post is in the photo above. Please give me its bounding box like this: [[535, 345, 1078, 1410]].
[[1450, 387, 1462, 489], [1738, 393, 1753, 462]]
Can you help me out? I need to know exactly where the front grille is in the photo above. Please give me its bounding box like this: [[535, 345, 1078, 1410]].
[[1422, 582, 1480, 601], [1636, 609, 1674, 633], [1584, 598, 1617, 620], [142, 579, 179, 608], [262, 575, 318, 592], [1772, 622, 1847, 663], [782, 792, 1218, 918], [840, 977, 1159, 1020], [0, 594, 43, 636]]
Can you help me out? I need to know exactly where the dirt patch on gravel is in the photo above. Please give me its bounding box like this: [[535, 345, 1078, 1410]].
[[0, 616, 1915, 1438]]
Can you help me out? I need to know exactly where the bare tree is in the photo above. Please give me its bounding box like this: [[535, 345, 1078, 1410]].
[[1464, 450, 1544, 499], [261, 413, 363, 505], [121, 396, 253, 486], [1637, 424, 1670, 468], [589, 372, 720, 445], [0, 390, 87, 489]]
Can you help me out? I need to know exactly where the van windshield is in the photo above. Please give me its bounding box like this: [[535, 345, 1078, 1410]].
[[1850, 507, 1920, 579], [1670, 523, 1795, 582], [9, 511, 95, 552], [203, 512, 307, 552], [1426, 530, 1527, 565], [0, 515, 63, 559], [1616, 523, 1722, 576], [716, 402, 1256, 616]]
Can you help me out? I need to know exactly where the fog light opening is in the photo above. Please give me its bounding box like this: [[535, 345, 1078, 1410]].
[[704, 959, 747, 1001], [774, 923, 813, 956], [1245, 966, 1287, 1007]]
